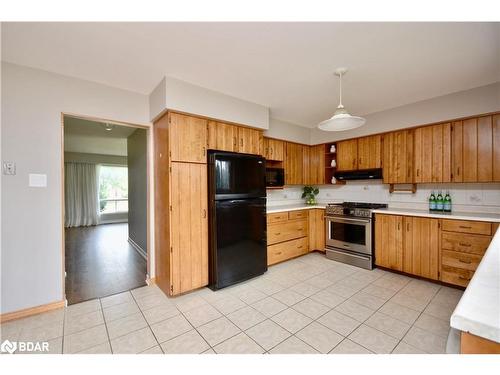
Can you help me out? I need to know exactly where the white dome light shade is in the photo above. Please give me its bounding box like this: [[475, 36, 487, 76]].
[[318, 67, 366, 132]]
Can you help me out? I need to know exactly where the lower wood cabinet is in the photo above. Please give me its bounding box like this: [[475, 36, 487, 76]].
[[309, 209, 325, 252], [267, 210, 309, 265], [374, 214, 404, 271], [375, 214, 496, 287], [403, 216, 439, 280]]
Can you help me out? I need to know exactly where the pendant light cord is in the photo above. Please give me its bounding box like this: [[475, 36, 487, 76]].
[[338, 71, 344, 109]]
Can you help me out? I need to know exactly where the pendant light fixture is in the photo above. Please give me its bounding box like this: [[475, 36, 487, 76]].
[[318, 67, 366, 131]]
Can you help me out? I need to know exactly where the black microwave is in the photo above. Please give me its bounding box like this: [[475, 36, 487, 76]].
[[266, 168, 284, 187]]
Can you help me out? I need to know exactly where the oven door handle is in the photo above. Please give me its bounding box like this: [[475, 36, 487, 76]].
[[327, 216, 371, 224]]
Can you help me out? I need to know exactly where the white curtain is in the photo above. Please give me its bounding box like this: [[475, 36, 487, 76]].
[[65, 162, 99, 227]]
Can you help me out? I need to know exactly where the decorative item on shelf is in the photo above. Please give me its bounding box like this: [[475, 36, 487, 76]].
[[302, 186, 319, 205], [330, 159, 337, 167], [330, 144, 336, 153], [331, 176, 336, 184]]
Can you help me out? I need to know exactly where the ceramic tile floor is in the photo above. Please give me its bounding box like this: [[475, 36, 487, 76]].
[[0, 252, 463, 354]]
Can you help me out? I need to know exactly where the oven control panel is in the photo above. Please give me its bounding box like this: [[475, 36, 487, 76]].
[[326, 205, 373, 218]]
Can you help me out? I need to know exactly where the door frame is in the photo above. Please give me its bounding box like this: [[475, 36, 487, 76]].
[[60, 112, 153, 303]]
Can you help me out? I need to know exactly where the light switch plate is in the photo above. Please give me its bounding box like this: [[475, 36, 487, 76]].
[[29, 173, 47, 187], [3, 161, 16, 175]]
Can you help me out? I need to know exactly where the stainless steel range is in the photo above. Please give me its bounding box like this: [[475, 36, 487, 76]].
[[325, 202, 387, 270]]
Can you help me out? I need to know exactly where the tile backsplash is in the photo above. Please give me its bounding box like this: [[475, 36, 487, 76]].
[[267, 181, 500, 214]]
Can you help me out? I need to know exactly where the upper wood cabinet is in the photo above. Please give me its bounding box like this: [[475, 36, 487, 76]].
[[169, 112, 208, 163], [238, 127, 262, 155], [494, 115, 500, 181], [170, 162, 208, 295], [263, 137, 285, 161], [357, 135, 382, 170], [374, 214, 403, 271], [452, 116, 497, 182], [336, 139, 358, 171], [308, 144, 325, 185], [285, 142, 305, 185], [414, 123, 451, 183], [403, 217, 439, 280], [383, 130, 414, 184], [208, 121, 238, 152]]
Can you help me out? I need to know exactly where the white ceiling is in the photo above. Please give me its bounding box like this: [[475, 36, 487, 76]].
[[3, 22, 500, 128], [64, 116, 136, 156]]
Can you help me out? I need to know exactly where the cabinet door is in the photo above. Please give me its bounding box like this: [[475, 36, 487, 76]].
[[383, 130, 413, 183], [285, 142, 304, 185], [336, 139, 358, 171], [169, 112, 208, 163], [494, 115, 500, 182], [208, 121, 238, 152], [170, 162, 208, 295], [403, 217, 439, 280], [358, 135, 382, 170], [414, 124, 451, 183], [477, 116, 493, 182], [375, 214, 403, 271], [451, 121, 463, 182], [308, 144, 325, 185], [462, 118, 477, 182], [263, 137, 284, 161], [238, 127, 262, 155], [303, 145, 310, 184], [308, 209, 325, 252]]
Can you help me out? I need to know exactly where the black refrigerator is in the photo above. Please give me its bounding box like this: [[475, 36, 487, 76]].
[[208, 151, 267, 290]]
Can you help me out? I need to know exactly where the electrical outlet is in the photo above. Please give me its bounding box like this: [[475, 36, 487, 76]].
[[2, 161, 16, 175]]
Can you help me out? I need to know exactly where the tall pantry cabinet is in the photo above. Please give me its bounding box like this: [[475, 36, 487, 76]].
[[154, 112, 209, 296]]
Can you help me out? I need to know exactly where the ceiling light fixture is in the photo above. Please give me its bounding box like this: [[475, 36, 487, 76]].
[[103, 123, 114, 131], [318, 67, 366, 131]]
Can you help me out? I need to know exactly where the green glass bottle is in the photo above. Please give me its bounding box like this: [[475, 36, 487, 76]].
[[436, 191, 444, 211], [444, 191, 452, 213], [429, 191, 436, 211]]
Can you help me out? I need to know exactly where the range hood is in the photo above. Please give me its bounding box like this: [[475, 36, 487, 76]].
[[334, 168, 383, 181]]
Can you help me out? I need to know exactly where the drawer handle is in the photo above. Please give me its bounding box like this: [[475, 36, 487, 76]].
[[458, 258, 472, 264], [275, 233, 281, 236], [459, 243, 471, 247], [458, 276, 471, 281], [276, 251, 282, 255], [459, 226, 472, 229], [297, 246, 303, 249]]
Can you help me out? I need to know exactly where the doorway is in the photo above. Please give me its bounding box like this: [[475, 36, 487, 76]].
[[62, 115, 149, 305]]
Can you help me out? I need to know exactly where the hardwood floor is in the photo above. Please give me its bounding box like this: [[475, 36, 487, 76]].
[[65, 223, 147, 305]]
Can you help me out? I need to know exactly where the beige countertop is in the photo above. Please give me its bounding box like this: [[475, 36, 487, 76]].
[[372, 207, 500, 223], [266, 203, 326, 213]]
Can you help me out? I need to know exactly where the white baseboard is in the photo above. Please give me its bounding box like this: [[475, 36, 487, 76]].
[[128, 237, 147, 259]]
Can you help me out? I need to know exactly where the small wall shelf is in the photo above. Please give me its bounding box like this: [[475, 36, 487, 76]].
[[324, 142, 345, 185]]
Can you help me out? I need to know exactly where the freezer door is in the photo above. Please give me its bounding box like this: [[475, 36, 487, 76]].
[[210, 198, 267, 289]]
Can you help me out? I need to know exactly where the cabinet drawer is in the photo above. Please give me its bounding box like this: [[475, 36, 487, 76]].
[[268, 220, 308, 245], [268, 237, 308, 265], [442, 250, 482, 271], [441, 219, 491, 235], [441, 265, 474, 287], [288, 210, 309, 220], [441, 232, 491, 255], [267, 212, 288, 224]]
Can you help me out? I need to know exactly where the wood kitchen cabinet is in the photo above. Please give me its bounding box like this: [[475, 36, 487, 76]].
[[170, 162, 209, 295], [285, 142, 306, 185], [263, 137, 284, 161], [374, 214, 404, 271], [414, 123, 451, 183], [238, 126, 262, 155], [308, 144, 325, 185], [382, 130, 414, 184], [208, 121, 238, 152], [453, 116, 495, 182], [357, 135, 382, 170], [169, 112, 208, 163], [336, 139, 358, 171], [403, 217, 440, 280], [309, 208, 325, 252], [494, 115, 500, 181]]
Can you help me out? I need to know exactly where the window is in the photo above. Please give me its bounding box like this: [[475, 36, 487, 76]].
[[99, 165, 128, 214]]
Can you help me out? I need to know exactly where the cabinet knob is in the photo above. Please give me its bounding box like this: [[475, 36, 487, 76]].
[[202, 209, 207, 218]]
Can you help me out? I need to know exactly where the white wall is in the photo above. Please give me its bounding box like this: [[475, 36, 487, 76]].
[[267, 182, 500, 214], [310, 82, 500, 144], [264, 118, 310, 144], [1, 62, 151, 314], [149, 76, 270, 129]]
